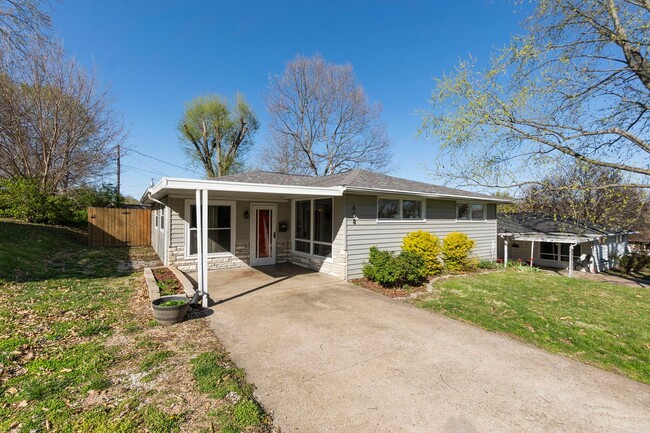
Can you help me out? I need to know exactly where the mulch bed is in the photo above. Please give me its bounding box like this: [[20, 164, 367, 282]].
[[152, 267, 184, 296], [350, 278, 429, 298]]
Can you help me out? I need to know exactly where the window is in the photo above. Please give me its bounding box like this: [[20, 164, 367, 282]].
[[377, 198, 424, 220], [456, 202, 485, 221], [186, 201, 234, 256], [294, 198, 333, 258], [160, 211, 165, 231], [154, 210, 159, 228], [539, 242, 581, 261]]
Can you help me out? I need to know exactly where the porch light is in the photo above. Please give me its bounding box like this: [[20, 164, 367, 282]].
[[244, 210, 250, 219]]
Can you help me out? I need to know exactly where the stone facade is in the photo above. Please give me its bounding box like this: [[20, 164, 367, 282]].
[[169, 242, 250, 272]]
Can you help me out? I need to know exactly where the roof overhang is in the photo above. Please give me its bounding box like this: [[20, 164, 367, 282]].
[[499, 232, 600, 243], [141, 177, 345, 203], [342, 186, 512, 203]]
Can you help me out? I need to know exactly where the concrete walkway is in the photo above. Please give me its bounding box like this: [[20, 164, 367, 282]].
[[200, 264, 650, 433]]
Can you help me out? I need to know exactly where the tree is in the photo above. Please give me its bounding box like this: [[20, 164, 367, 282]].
[[0, 0, 51, 56], [0, 42, 126, 193], [422, 0, 650, 190], [264, 54, 391, 176], [178, 94, 258, 178], [519, 162, 648, 231]]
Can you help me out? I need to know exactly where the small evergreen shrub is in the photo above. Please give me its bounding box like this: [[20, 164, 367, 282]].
[[363, 246, 427, 287], [402, 230, 443, 275], [618, 252, 650, 274], [442, 232, 476, 272]]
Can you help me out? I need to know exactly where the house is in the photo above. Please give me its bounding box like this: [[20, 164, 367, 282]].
[[141, 170, 508, 285], [497, 213, 634, 275]]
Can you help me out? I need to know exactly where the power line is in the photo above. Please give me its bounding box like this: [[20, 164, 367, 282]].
[[129, 149, 199, 174]]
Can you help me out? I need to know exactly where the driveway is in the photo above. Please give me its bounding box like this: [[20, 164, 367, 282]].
[[203, 264, 650, 433]]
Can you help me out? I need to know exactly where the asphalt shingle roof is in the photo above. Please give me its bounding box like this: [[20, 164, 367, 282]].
[[497, 213, 623, 236], [213, 169, 497, 200]]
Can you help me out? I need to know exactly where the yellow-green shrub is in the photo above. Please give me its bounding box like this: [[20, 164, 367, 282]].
[[442, 232, 476, 272], [402, 230, 443, 275]]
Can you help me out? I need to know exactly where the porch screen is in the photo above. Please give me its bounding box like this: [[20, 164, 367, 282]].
[[189, 204, 232, 254]]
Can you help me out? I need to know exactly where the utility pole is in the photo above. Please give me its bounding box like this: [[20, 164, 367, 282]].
[[116, 143, 121, 208]]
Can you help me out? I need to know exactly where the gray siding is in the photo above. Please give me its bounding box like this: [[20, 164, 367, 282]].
[[345, 194, 497, 279]]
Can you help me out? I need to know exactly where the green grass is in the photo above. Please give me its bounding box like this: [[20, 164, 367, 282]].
[[414, 269, 650, 383], [191, 352, 269, 432], [0, 219, 183, 432]]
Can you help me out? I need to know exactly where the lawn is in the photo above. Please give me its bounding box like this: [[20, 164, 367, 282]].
[[413, 269, 650, 384], [0, 220, 272, 433]]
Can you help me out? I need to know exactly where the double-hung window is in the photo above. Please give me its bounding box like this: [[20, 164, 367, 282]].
[[186, 201, 235, 256], [456, 203, 485, 221], [377, 198, 424, 220], [294, 198, 333, 258]]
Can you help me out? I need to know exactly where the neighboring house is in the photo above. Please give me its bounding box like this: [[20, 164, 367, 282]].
[[497, 213, 634, 274], [141, 169, 507, 280]]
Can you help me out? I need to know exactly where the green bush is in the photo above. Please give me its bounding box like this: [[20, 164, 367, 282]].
[[363, 246, 427, 287], [618, 252, 650, 274], [0, 178, 120, 226], [477, 259, 497, 269], [402, 230, 443, 275], [442, 232, 476, 272]]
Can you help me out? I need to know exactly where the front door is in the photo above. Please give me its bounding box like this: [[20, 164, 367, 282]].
[[250, 204, 276, 266]]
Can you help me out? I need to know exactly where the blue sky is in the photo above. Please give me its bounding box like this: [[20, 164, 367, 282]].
[[51, 0, 528, 198]]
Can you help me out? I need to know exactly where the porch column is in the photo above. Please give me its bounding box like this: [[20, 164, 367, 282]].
[[195, 190, 204, 305], [503, 236, 509, 265], [195, 189, 209, 308], [201, 189, 209, 307], [568, 243, 576, 278], [530, 240, 535, 267]]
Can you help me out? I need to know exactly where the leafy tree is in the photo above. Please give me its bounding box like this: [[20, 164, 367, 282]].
[[264, 54, 391, 176], [520, 162, 648, 231], [422, 0, 650, 190], [178, 94, 259, 178]]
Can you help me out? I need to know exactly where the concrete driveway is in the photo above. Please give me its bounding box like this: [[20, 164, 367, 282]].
[[203, 264, 650, 433]]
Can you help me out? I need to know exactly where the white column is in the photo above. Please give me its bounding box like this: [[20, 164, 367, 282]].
[[201, 189, 209, 307], [530, 240, 535, 267], [503, 237, 509, 265], [568, 243, 575, 277], [195, 189, 204, 303]]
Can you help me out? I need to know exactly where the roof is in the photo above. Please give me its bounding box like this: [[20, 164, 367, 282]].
[[498, 213, 633, 242], [143, 169, 507, 203]]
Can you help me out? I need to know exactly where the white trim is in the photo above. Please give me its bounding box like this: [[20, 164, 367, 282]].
[[144, 177, 344, 202], [291, 198, 334, 259], [163, 204, 170, 266], [376, 196, 426, 222], [250, 203, 278, 266], [184, 199, 237, 259]]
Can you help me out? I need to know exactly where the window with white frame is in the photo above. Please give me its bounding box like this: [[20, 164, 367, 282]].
[[159, 209, 165, 231], [377, 197, 424, 220], [294, 198, 333, 258], [456, 202, 485, 221], [154, 210, 159, 228], [186, 201, 234, 256]]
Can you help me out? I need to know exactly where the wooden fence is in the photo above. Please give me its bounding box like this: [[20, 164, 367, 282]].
[[87, 207, 151, 247]]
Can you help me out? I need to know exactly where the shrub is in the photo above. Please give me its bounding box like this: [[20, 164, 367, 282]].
[[363, 246, 427, 287], [618, 252, 650, 274], [402, 230, 443, 275], [442, 232, 476, 272], [0, 178, 121, 226], [477, 259, 497, 269]]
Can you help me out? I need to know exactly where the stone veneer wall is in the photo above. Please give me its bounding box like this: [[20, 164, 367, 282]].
[[289, 246, 347, 279], [168, 240, 292, 272]]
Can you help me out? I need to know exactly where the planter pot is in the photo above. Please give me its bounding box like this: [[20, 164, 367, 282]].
[[151, 295, 190, 326]]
